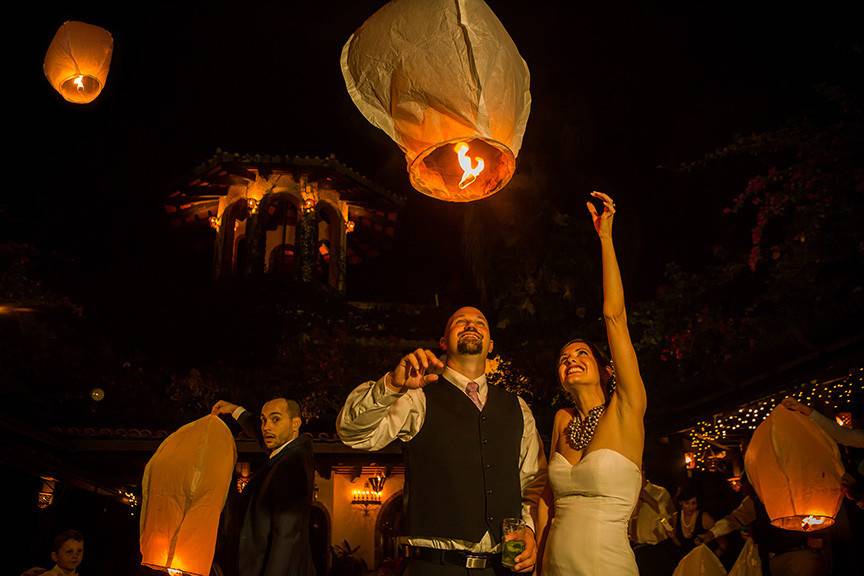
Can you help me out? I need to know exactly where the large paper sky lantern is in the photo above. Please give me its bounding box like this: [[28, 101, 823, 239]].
[[672, 545, 726, 576], [140, 416, 236, 576], [43, 21, 113, 104], [745, 405, 844, 532], [341, 0, 531, 202]]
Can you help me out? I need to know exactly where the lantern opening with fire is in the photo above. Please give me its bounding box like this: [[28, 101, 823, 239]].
[[43, 21, 113, 104], [745, 405, 844, 531], [342, 0, 531, 202]]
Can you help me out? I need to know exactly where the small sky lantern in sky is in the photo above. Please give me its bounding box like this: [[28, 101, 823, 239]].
[[745, 405, 844, 532], [341, 0, 530, 202], [43, 21, 113, 104], [140, 415, 236, 576]]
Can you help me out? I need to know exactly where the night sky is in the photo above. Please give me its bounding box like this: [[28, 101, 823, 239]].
[[4, 1, 861, 350], [3, 5, 862, 572]]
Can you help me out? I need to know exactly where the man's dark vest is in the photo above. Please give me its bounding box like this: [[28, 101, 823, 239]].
[[404, 377, 523, 543]]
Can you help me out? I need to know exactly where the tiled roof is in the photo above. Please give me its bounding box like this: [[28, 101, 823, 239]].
[[172, 149, 405, 207]]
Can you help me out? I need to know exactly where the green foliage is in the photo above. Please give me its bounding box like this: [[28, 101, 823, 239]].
[[632, 86, 864, 417], [331, 539, 368, 576]]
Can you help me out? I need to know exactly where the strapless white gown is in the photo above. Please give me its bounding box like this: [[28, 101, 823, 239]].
[[542, 448, 642, 575]]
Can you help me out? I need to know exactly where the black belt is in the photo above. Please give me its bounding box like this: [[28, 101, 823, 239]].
[[406, 546, 500, 569]]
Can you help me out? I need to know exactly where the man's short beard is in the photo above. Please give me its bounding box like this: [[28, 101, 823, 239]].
[[457, 338, 483, 355]]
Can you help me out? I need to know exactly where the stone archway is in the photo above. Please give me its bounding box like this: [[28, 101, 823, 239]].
[[374, 491, 403, 571], [217, 199, 249, 277], [260, 193, 300, 274], [267, 243, 296, 275], [310, 502, 331, 576], [316, 200, 344, 291]]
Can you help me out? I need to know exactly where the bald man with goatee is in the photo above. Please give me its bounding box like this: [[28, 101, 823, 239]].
[[338, 307, 547, 575]]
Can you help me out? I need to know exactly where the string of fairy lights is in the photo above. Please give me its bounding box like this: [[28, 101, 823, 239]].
[[687, 367, 864, 471]]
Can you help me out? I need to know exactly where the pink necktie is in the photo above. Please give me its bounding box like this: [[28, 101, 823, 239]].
[[466, 381, 484, 411]]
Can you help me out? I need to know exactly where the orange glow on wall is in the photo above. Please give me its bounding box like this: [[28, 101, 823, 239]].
[[140, 416, 236, 576], [745, 406, 844, 531], [43, 21, 113, 104], [342, 0, 530, 202]]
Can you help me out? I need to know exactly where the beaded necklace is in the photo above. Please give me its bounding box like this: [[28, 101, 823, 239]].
[[565, 404, 605, 450], [680, 510, 698, 538]]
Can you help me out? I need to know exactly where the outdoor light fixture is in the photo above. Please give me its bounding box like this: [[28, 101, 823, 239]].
[[684, 452, 695, 470], [235, 462, 251, 494], [342, 0, 530, 202], [43, 21, 113, 104], [352, 472, 386, 516], [346, 220, 355, 233], [300, 181, 319, 213], [37, 476, 58, 509], [368, 472, 386, 493], [835, 412, 852, 428]]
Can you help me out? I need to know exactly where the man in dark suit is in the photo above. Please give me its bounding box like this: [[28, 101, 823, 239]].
[[211, 396, 316, 576]]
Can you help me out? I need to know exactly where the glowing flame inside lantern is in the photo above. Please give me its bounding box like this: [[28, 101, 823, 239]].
[[73, 75, 86, 91], [454, 142, 485, 189], [167, 570, 184, 576], [801, 515, 826, 530]]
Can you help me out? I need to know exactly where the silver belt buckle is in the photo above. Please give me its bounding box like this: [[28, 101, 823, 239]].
[[465, 555, 488, 569]]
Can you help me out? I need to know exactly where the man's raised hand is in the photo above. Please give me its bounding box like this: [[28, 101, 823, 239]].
[[211, 399, 240, 416], [387, 349, 444, 391]]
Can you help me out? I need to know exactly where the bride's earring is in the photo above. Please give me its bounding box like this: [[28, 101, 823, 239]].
[[606, 361, 617, 399]]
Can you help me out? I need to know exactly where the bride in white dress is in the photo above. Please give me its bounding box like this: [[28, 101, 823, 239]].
[[537, 192, 647, 575]]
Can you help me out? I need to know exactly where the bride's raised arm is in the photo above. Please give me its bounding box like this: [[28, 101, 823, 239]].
[[587, 191, 646, 417]]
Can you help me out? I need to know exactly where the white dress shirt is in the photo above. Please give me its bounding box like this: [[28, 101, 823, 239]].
[[631, 481, 675, 545], [810, 410, 864, 448], [42, 566, 77, 576], [709, 495, 757, 538], [337, 365, 548, 552]]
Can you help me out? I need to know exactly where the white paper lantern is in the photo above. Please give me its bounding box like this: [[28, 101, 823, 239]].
[[745, 405, 844, 531], [342, 0, 530, 202], [672, 544, 726, 576], [140, 415, 236, 576], [43, 21, 113, 104], [728, 539, 761, 576]]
